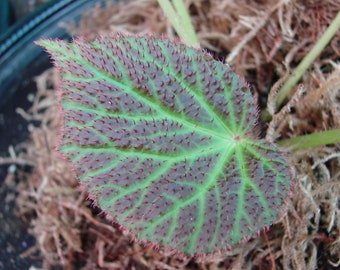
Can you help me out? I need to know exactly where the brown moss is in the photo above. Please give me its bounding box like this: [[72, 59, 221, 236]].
[[2, 0, 338, 269]]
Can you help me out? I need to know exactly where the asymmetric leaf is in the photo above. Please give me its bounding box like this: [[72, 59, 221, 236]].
[[38, 33, 291, 255]]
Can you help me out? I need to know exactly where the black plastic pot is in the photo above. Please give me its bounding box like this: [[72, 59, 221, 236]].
[[0, 1, 107, 268]]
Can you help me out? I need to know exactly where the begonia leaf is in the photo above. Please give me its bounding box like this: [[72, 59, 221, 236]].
[[37, 33, 291, 255]]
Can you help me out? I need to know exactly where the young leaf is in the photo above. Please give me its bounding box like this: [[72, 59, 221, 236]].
[[37, 33, 292, 255]]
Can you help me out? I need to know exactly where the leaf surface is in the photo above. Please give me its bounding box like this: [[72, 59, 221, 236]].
[[38, 34, 291, 255]]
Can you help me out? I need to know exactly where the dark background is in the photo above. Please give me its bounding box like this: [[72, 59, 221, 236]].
[[0, 1, 107, 269]]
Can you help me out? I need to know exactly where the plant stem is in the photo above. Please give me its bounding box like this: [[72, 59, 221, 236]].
[[276, 10, 340, 108], [157, 0, 199, 47], [278, 128, 340, 151]]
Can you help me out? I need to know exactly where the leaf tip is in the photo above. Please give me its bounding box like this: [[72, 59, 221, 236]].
[[35, 38, 60, 51]]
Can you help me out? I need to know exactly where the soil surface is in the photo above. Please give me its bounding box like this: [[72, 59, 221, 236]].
[[0, 80, 40, 269]]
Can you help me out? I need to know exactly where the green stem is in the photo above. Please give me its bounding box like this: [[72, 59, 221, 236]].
[[278, 128, 340, 151], [276, 10, 340, 108], [157, 0, 199, 47]]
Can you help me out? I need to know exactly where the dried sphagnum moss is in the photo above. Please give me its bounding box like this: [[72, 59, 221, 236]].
[[10, 0, 340, 269]]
